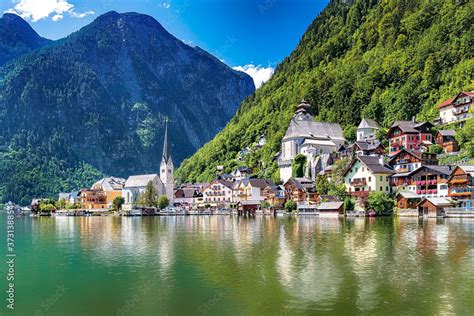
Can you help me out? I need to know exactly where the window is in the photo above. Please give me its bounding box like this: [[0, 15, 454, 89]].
[[380, 176, 383, 181], [368, 177, 371, 182], [380, 186, 383, 191]]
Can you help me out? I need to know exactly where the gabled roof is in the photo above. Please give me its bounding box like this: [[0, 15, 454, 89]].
[[93, 177, 126, 191], [388, 120, 433, 135], [283, 119, 345, 141], [248, 179, 275, 189], [454, 165, 474, 177], [318, 201, 343, 210], [358, 118, 380, 129], [387, 149, 423, 163], [396, 191, 421, 199], [437, 129, 456, 137], [453, 91, 474, 102], [358, 155, 395, 174], [207, 178, 234, 190], [418, 197, 454, 207], [124, 174, 160, 188], [437, 98, 454, 109], [351, 141, 384, 151], [284, 177, 313, 190]]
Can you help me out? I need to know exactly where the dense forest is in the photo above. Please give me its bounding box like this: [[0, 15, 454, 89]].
[[176, 0, 474, 184]]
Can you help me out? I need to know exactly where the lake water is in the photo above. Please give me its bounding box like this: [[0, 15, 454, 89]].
[[1, 214, 474, 315]]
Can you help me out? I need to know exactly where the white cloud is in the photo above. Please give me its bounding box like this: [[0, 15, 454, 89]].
[[233, 64, 274, 89], [162, 2, 171, 9], [5, 0, 94, 22]]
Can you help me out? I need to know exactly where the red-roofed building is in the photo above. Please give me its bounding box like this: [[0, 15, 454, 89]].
[[437, 92, 474, 124]]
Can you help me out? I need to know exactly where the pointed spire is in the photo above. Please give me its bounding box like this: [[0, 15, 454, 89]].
[[162, 118, 171, 163]]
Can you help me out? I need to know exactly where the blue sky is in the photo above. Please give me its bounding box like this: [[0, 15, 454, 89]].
[[1, 0, 329, 87]]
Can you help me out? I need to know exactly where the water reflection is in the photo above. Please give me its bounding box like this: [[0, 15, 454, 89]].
[[15, 215, 474, 315]]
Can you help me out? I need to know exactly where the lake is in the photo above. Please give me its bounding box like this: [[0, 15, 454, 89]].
[[1, 214, 474, 315]]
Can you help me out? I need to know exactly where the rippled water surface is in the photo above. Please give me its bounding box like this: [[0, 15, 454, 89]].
[[1, 215, 474, 315]]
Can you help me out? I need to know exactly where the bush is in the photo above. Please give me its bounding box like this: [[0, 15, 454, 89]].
[[284, 200, 297, 212], [112, 196, 125, 211], [157, 195, 169, 210], [367, 192, 394, 215], [428, 144, 443, 154], [343, 197, 355, 212]]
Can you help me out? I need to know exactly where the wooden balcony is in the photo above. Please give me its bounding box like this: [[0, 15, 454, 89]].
[[350, 178, 367, 187]]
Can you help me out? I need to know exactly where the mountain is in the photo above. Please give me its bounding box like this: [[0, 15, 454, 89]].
[[0, 11, 255, 204], [176, 0, 473, 183], [0, 13, 51, 66]]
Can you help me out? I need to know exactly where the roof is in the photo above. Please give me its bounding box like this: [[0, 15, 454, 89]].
[[318, 201, 343, 210], [124, 174, 160, 188], [319, 195, 340, 202], [418, 197, 454, 207], [396, 191, 421, 199], [213, 179, 234, 189], [93, 177, 126, 191], [358, 118, 380, 129], [437, 98, 454, 109], [358, 155, 395, 174], [248, 179, 275, 189], [302, 139, 336, 147], [458, 165, 474, 177], [420, 165, 453, 176], [162, 122, 171, 163], [58, 193, 71, 200], [437, 129, 456, 137], [352, 141, 383, 151], [284, 177, 313, 191], [238, 200, 262, 206], [389, 120, 433, 135], [283, 119, 345, 141]]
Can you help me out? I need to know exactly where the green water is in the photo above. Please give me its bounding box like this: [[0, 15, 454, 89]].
[[1, 215, 474, 315]]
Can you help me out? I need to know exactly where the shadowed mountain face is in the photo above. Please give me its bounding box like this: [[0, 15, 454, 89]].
[[0, 13, 51, 66], [0, 11, 255, 204]]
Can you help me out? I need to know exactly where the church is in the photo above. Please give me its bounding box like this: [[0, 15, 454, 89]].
[[122, 123, 174, 209], [278, 101, 345, 183]]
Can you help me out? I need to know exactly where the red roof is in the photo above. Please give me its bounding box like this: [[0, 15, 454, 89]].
[[437, 98, 454, 109]]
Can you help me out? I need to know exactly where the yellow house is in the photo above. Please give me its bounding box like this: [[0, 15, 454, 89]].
[[343, 155, 394, 200], [82, 177, 126, 209]]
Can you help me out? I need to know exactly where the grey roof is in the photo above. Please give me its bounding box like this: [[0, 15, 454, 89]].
[[420, 165, 453, 176], [124, 174, 160, 188], [162, 122, 171, 163], [283, 118, 345, 141], [358, 156, 395, 174], [58, 193, 71, 200], [397, 191, 421, 199], [420, 197, 454, 206], [353, 141, 383, 151], [459, 165, 474, 177], [438, 130, 456, 136], [93, 177, 126, 191], [318, 201, 343, 210], [358, 118, 380, 129], [248, 179, 275, 189], [390, 120, 432, 133]]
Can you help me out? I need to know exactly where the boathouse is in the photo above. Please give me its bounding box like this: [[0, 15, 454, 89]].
[[417, 197, 454, 217]]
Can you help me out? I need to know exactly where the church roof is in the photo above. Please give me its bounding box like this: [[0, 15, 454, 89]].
[[283, 119, 345, 141], [92, 177, 126, 191], [358, 118, 380, 129], [124, 174, 161, 188]]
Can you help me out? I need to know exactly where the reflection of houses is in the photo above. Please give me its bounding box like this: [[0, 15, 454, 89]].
[[343, 155, 394, 199], [437, 91, 474, 125], [122, 174, 165, 210], [283, 177, 318, 205], [417, 197, 454, 217], [356, 118, 379, 143], [448, 165, 474, 209], [278, 100, 345, 182], [202, 179, 234, 207], [387, 119, 433, 155], [435, 130, 459, 153]]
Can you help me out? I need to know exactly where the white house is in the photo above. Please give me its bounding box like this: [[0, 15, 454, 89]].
[[202, 179, 235, 207], [357, 118, 379, 143], [278, 100, 345, 183]]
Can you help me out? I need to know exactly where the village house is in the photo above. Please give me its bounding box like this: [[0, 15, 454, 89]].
[[236, 178, 275, 202], [437, 91, 474, 125], [278, 100, 345, 182], [356, 118, 379, 143], [410, 165, 452, 198], [387, 118, 434, 155], [343, 155, 394, 199], [417, 197, 454, 217], [174, 186, 200, 207], [317, 201, 344, 217], [122, 174, 165, 210], [202, 179, 234, 207], [231, 167, 252, 182], [347, 141, 385, 156], [262, 185, 285, 207], [396, 191, 421, 211], [448, 165, 474, 210], [283, 177, 318, 205], [435, 130, 459, 153]]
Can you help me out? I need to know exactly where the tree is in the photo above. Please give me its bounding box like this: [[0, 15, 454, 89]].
[[343, 197, 355, 212], [139, 181, 158, 207], [331, 158, 350, 183], [157, 195, 169, 210], [315, 175, 330, 195], [328, 183, 347, 200], [261, 201, 271, 209], [56, 198, 67, 210], [112, 196, 125, 211], [39, 203, 55, 213], [428, 144, 443, 154], [284, 200, 297, 212], [343, 125, 357, 142], [367, 192, 394, 215], [292, 154, 307, 178]]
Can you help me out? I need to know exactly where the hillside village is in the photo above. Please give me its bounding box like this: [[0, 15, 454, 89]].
[[33, 91, 474, 218]]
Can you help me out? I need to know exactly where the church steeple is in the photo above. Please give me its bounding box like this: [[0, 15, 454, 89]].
[[162, 120, 171, 163]]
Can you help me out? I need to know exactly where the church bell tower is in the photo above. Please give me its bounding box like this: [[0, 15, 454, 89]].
[[160, 121, 174, 203]]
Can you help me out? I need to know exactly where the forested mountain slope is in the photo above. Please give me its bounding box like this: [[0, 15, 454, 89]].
[[176, 0, 473, 183]]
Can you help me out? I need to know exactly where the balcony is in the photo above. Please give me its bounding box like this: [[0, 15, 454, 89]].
[[350, 178, 367, 187], [449, 192, 471, 197], [453, 108, 469, 115]]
